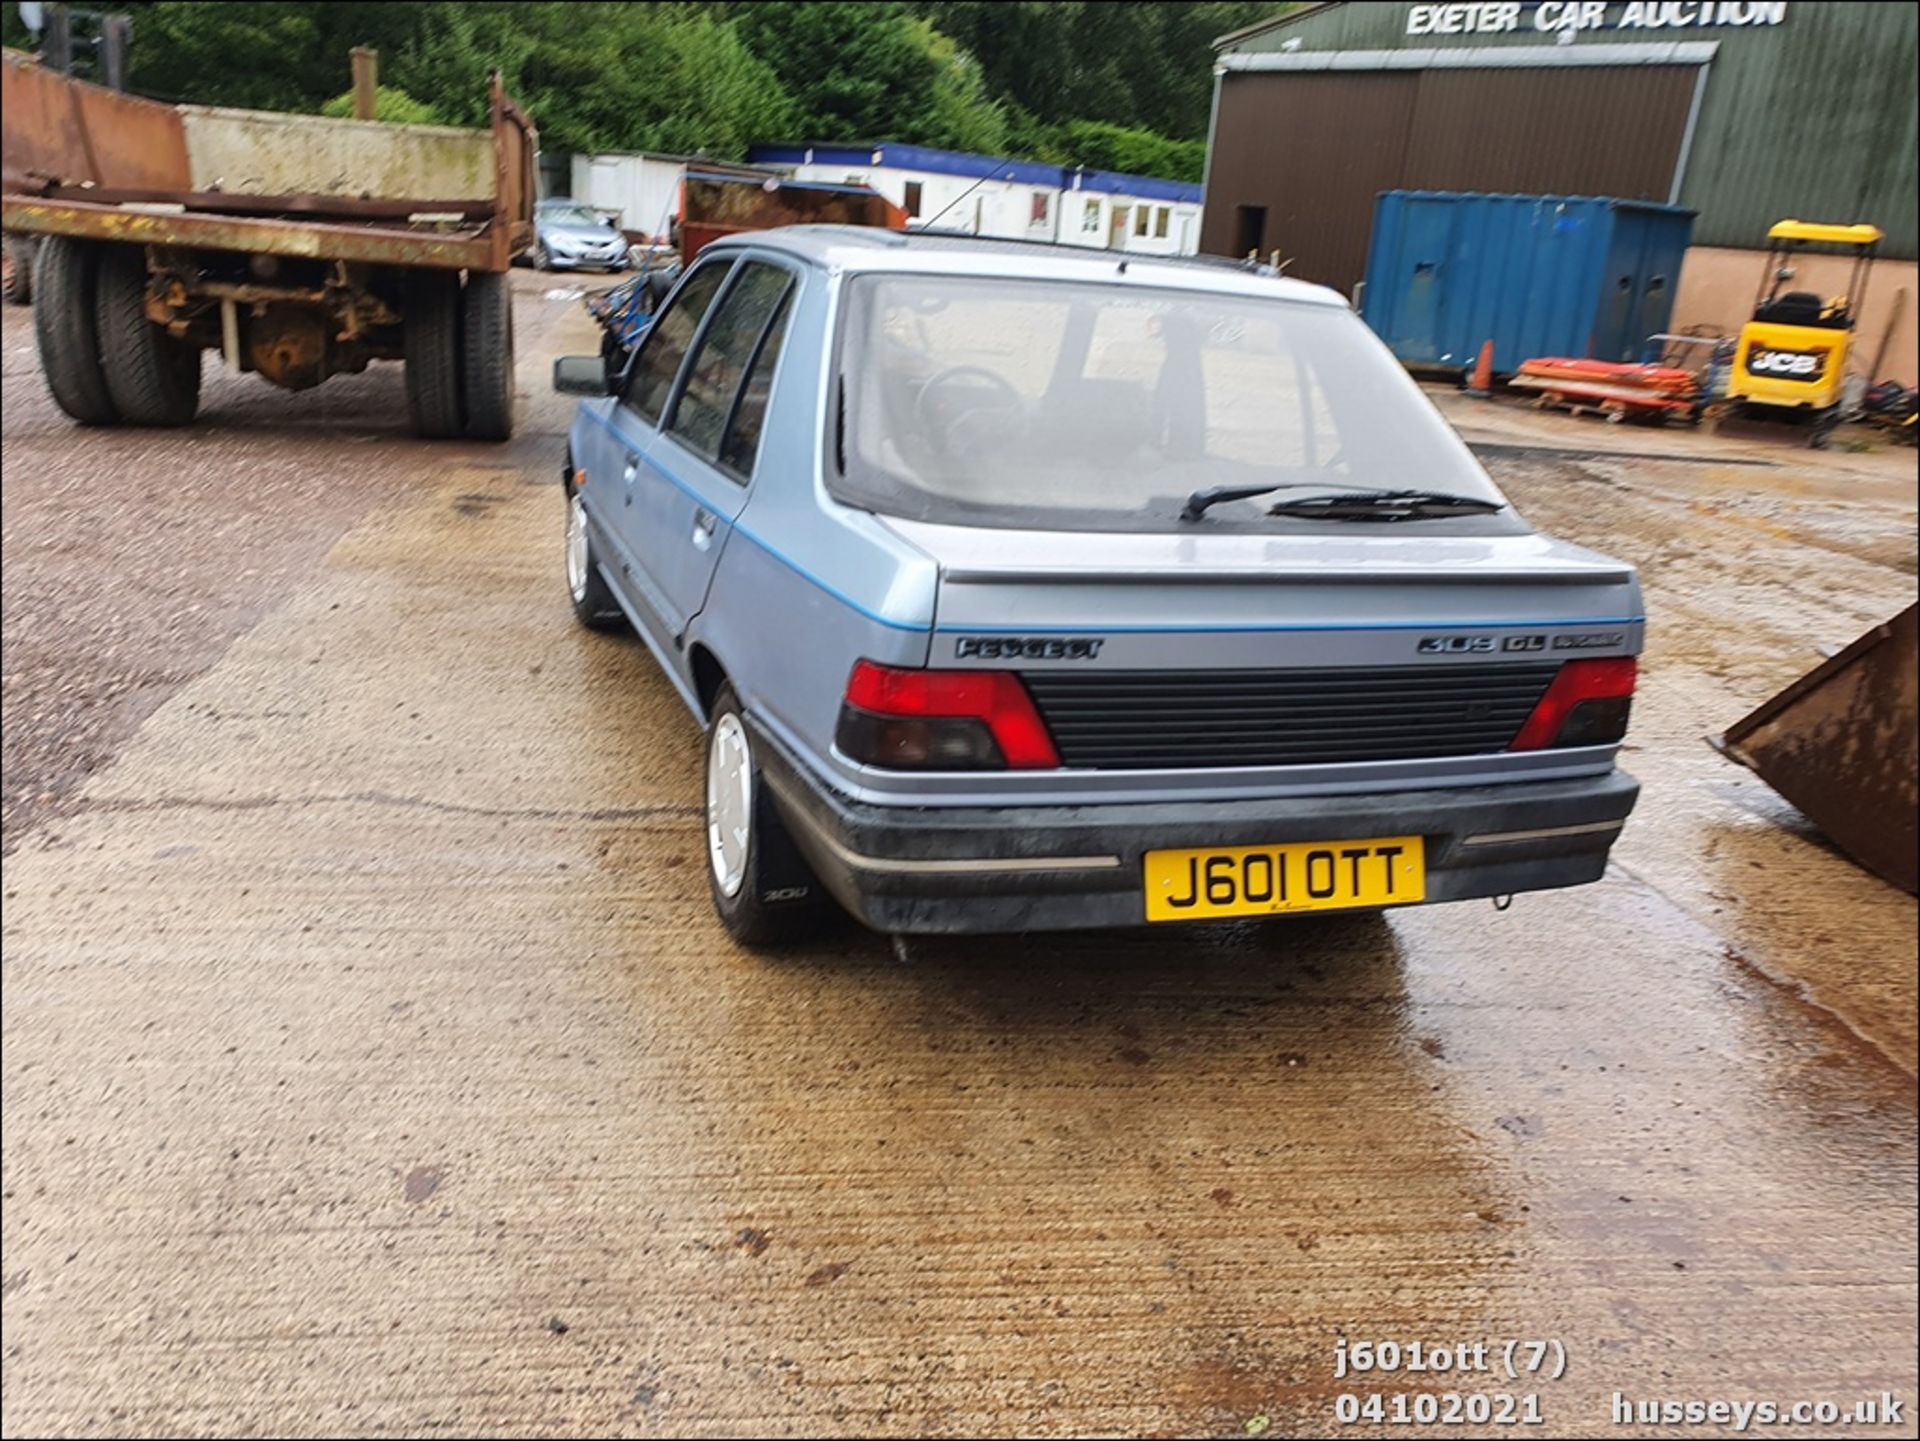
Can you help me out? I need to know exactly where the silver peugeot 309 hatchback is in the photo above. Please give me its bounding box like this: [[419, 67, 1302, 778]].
[[554, 227, 1642, 944]]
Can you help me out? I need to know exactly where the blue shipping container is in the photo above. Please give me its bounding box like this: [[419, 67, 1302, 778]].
[[1360, 191, 1695, 374]]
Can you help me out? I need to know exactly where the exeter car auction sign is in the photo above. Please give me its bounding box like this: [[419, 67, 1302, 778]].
[[1406, 2, 1788, 36]]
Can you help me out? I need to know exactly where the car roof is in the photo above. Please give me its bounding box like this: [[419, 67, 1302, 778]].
[[703, 225, 1350, 306]]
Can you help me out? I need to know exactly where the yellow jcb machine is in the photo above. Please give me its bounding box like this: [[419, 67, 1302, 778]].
[[1724, 220, 1882, 447]]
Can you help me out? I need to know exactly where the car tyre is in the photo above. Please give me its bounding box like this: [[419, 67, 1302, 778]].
[[461, 270, 514, 441], [404, 269, 463, 439], [534, 242, 553, 271], [705, 683, 833, 949], [93, 243, 201, 426], [32, 236, 118, 425], [2, 235, 34, 305], [565, 481, 626, 631]]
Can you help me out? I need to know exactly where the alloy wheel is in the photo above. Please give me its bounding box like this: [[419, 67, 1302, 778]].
[[706, 713, 753, 898], [566, 492, 589, 603]]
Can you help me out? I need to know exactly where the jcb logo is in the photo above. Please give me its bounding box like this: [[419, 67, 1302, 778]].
[[1747, 346, 1827, 380]]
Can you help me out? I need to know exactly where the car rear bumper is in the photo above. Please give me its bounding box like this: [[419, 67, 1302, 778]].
[[750, 718, 1640, 935]]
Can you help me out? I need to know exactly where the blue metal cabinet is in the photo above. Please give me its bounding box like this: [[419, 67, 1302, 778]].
[[1361, 192, 1695, 373]]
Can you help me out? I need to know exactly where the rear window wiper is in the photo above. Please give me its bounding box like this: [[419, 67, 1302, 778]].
[[1180, 483, 1289, 521], [1266, 488, 1505, 522], [1180, 480, 1502, 522]]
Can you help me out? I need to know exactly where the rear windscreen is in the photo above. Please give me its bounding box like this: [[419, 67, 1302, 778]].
[[830, 273, 1519, 533]]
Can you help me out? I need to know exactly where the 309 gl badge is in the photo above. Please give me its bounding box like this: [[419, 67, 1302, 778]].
[[1419, 634, 1549, 654]]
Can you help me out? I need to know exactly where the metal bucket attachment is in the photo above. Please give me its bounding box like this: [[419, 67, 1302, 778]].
[[1715, 604, 1918, 893]]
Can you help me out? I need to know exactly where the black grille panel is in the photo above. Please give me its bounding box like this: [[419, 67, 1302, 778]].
[[1022, 664, 1560, 769]]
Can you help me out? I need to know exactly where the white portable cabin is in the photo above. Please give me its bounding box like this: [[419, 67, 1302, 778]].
[[747, 142, 1203, 255]]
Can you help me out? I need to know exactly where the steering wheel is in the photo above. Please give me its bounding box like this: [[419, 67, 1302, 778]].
[[912, 365, 1024, 455]]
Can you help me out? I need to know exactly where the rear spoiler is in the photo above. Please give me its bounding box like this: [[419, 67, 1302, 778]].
[[937, 564, 1637, 586]]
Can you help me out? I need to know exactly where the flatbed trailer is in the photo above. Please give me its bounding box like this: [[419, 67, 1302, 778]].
[[0, 48, 536, 439]]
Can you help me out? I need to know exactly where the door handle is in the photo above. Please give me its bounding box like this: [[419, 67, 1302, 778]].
[[622, 455, 640, 485], [691, 508, 717, 550]]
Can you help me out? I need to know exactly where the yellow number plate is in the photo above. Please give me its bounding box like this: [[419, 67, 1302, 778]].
[[1143, 836, 1425, 922]]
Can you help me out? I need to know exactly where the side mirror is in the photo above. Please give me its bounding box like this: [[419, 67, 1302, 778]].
[[553, 355, 610, 396]]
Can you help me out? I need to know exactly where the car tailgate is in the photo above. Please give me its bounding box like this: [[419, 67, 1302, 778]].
[[880, 518, 1644, 673]]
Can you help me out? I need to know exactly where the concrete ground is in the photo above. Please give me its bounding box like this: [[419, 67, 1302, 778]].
[[2, 272, 1914, 1438]]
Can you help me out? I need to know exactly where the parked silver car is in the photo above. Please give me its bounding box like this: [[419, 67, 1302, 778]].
[[532, 199, 628, 272], [555, 228, 1643, 944]]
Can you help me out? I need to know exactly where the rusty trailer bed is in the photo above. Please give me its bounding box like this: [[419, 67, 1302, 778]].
[[1, 48, 534, 272], [1, 193, 503, 271]]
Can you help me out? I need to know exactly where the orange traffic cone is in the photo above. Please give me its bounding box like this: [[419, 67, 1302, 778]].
[[1466, 339, 1495, 398]]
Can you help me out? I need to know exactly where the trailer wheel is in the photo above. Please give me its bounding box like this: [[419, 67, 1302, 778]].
[[2, 235, 34, 306], [93, 244, 201, 426], [461, 270, 514, 441], [32, 237, 118, 425], [404, 270, 464, 439]]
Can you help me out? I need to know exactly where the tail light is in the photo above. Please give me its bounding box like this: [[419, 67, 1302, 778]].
[[835, 660, 1060, 770], [1509, 657, 1638, 751]]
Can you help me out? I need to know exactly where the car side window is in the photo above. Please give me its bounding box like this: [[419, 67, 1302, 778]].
[[718, 292, 793, 480], [666, 263, 793, 466], [623, 259, 732, 425]]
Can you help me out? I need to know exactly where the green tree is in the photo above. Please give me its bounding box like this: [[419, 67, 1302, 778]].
[[913, 1, 1296, 139], [378, 3, 794, 159], [73, 1, 1295, 181], [909, 16, 1008, 155], [1050, 121, 1207, 185], [609, 11, 797, 158], [730, 0, 1001, 150], [123, 0, 331, 108], [319, 85, 445, 125], [733, 1, 923, 140]]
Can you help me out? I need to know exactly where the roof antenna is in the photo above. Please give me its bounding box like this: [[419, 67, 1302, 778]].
[[1117, 258, 1128, 275], [920, 164, 1016, 233]]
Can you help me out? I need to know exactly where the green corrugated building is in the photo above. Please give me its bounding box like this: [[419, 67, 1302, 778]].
[[1202, 1, 1918, 380]]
